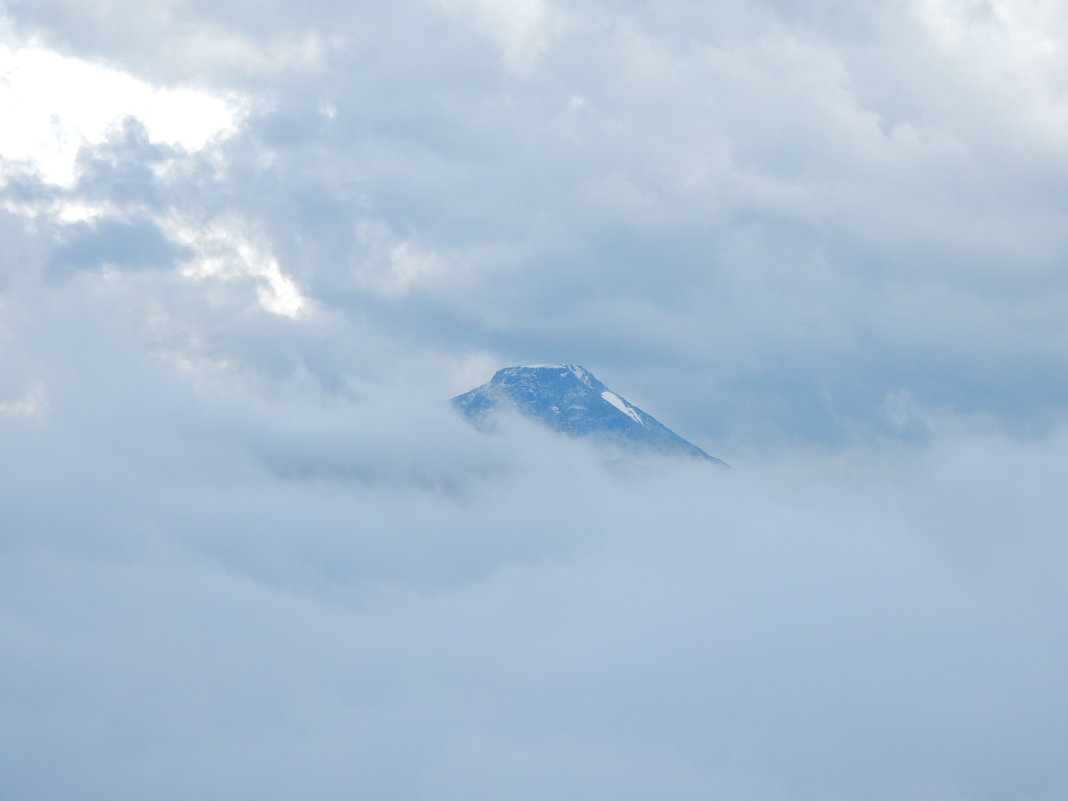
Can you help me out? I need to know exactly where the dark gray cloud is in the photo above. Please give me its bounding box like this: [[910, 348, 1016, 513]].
[[49, 216, 192, 274]]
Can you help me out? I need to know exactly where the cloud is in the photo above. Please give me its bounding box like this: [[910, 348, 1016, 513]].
[[1, 202, 1067, 799], [434, 0, 564, 74], [0, 37, 244, 185], [8, 0, 1063, 448], [49, 215, 193, 274], [1, 2, 1068, 798], [1, 308, 1066, 799]]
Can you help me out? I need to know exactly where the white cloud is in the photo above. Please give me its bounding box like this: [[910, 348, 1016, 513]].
[[0, 39, 245, 185], [434, 0, 564, 74], [0, 381, 46, 418], [1, 324, 1066, 799], [907, 0, 1068, 149], [164, 28, 329, 77], [350, 220, 451, 300], [172, 217, 309, 318]]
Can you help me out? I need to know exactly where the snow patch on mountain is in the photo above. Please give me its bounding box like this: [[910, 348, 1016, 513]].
[[601, 390, 643, 425]]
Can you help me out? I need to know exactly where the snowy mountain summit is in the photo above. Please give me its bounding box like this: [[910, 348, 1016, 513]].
[[453, 364, 725, 465]]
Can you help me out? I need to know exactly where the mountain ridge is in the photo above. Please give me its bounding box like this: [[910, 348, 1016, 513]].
[[452, 364, 726, 466]]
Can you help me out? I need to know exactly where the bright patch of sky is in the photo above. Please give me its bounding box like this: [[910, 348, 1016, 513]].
[[0, 40, 245, 186]]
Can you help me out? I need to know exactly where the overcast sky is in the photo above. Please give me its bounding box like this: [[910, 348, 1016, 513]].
[[2, 1, 1068, 799]]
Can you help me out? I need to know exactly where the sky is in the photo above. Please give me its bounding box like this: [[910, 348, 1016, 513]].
[[2, 1, 1068, 799]]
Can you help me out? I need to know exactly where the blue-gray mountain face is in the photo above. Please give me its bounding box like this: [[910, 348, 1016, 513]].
[[453, 365, 726, 465]]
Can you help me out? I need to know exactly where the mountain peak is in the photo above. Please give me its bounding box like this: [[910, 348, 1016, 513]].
[[453, 364, 725, 465], [508, 363, 592, 379]]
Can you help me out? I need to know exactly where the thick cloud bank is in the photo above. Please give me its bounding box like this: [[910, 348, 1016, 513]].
[[3, 0, 1068, 798], [2, 339, 1067, 800], [1, 254, 1066, 798]]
